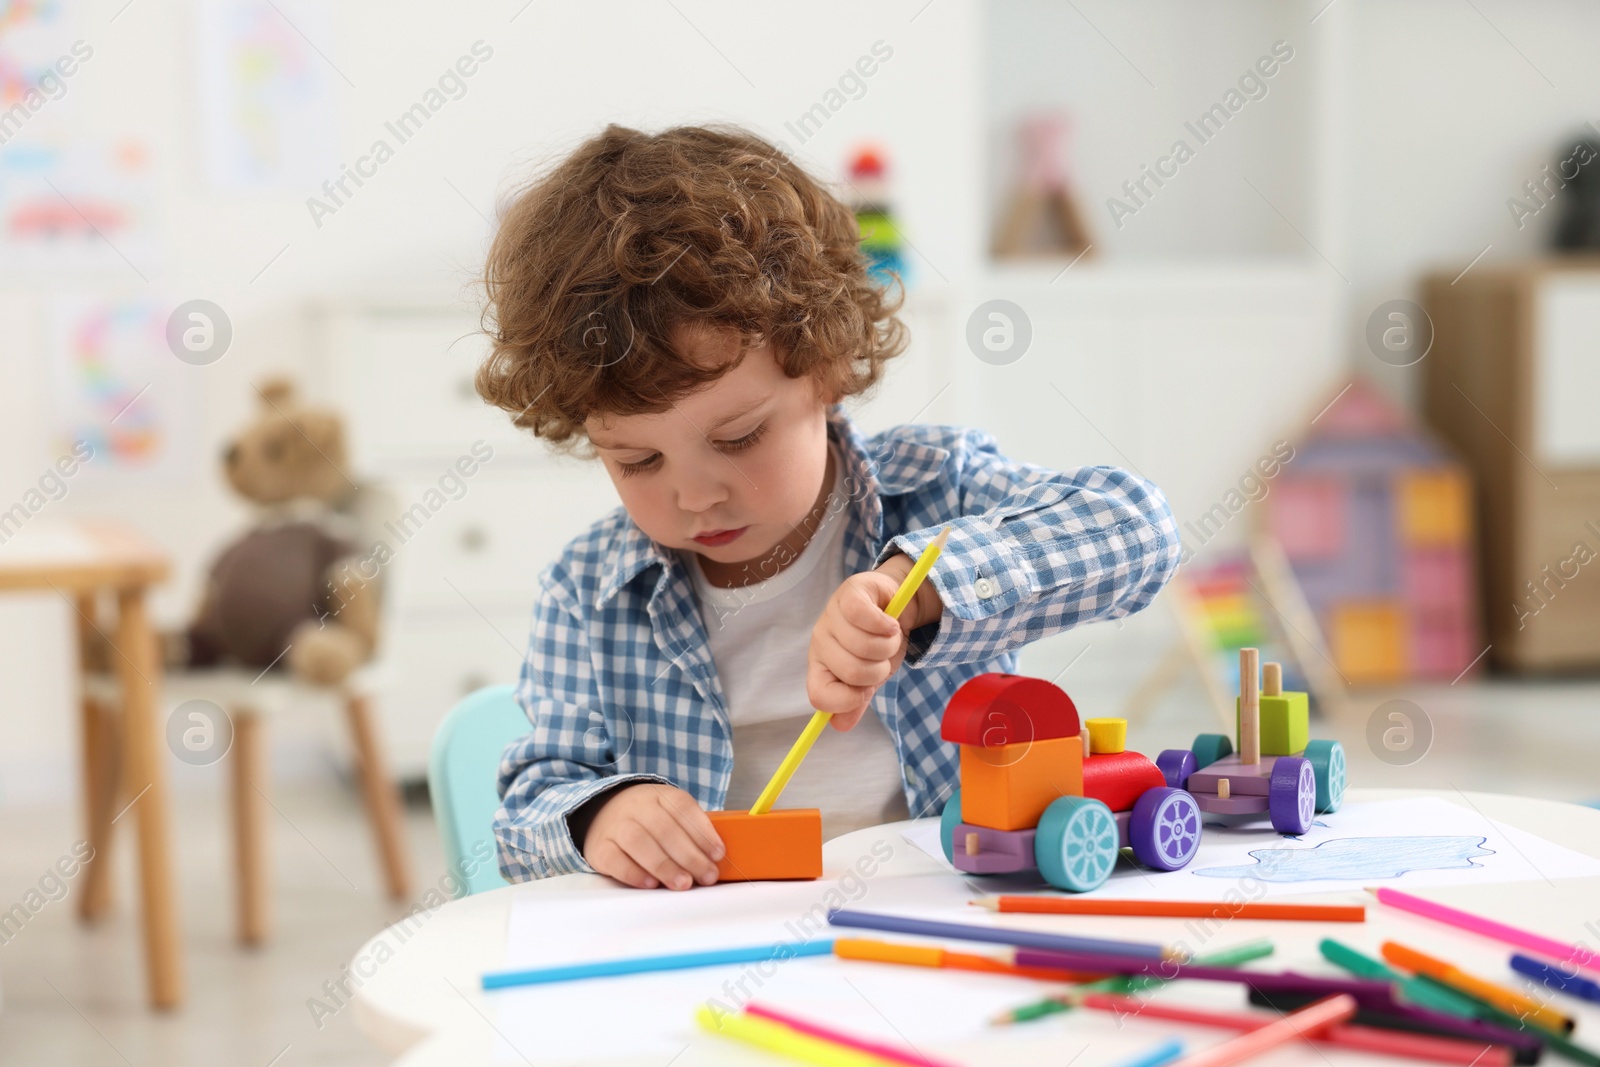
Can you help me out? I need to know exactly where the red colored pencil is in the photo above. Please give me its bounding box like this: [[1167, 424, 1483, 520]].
[[1169, 994, 1357, 1067], [976, 897, 1365, 922], [1071, 993, 1512, 1066]]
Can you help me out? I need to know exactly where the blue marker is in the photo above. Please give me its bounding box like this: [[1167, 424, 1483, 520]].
[[482, 938, 835, 989], [1511, 953, 1600, 1004]]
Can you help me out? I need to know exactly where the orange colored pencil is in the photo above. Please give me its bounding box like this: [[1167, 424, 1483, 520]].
[[833, 937, 1107, 983], [975, 896, 1365, 922], [1381, 941, 1575, 1034]]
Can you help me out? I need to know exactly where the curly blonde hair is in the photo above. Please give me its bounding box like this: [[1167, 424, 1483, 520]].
[[476, 124, 906, 446]]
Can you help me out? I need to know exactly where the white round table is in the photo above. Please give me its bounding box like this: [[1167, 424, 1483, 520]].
[[352, 790, 1600, 1066]]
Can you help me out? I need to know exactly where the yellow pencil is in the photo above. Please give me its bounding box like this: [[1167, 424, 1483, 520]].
[[747, 527, 950, 816], [694, 1004, 886, 1067]]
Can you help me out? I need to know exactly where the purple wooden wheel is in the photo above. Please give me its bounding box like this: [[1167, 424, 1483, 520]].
[[1268, 756, 1316, 834], [1155, 749, 1198, 789], [1128, 787, 1203, 871]]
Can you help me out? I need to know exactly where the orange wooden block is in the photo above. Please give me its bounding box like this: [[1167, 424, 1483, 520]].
[[707, 809, 822, 882], [1331, 600, 1407, 683], [1397, 470, 1470, 547], [960, 735, 1083, 831]]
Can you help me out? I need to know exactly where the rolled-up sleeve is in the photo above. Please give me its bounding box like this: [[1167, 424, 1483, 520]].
[[492, 566, 671, 881], [877, 430, 1181, 669]]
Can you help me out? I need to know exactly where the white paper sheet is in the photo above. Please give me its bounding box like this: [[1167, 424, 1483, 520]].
[[902, 796, 1600, 898], [490, 875, 1042, 1063]]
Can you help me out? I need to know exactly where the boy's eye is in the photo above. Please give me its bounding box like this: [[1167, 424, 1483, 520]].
[[616, 453, 662, 477], [717, 423, 767, 453]]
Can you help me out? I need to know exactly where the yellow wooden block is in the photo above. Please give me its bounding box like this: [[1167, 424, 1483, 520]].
[[1085, 718, 1127, 754], [1331, 601, 1407, 683], [1398, 471, 1469, 547], [960, 736, 1083, 831]]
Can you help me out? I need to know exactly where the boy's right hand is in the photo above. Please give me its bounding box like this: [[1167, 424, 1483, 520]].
[[580, 783, 725, 890]]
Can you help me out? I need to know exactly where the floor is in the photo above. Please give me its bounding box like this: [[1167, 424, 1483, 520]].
[[0, 674, 1596, 1066]]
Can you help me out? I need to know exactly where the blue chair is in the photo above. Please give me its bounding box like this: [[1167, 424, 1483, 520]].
[[428, 685, 529, 898]]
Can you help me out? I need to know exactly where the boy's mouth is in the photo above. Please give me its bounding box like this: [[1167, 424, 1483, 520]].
[[691, 526, 748, 547]]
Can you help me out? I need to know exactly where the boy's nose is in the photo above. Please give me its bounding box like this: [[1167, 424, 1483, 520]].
[[675, 468, 731, 513]]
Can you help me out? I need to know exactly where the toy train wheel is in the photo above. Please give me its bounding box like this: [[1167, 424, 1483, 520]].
[[939, 788, 963, 865], [1268, 756, 1316, 834], [1304, 740, 1346, 813], [1191, 733, 1233, 769], [1035, 796, 1118, 893], [1129, 787, 1202, 871], [1155, 749, 1198, 789]]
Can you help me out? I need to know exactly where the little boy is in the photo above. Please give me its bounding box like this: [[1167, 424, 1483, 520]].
[[477, 124, 1181, 890]]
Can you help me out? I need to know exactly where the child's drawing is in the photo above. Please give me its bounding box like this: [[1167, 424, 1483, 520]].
[[1193, 836, 1494, 882]]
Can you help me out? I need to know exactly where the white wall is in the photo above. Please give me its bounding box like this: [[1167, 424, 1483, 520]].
[[4, 0, 1595, 803]]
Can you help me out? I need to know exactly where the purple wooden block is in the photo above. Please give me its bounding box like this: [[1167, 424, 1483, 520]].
[[1196, 794, 1269, 815], [950, 823, 1035, 875]]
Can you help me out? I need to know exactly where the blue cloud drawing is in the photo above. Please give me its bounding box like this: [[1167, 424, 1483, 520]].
[[1193, 836, 1494, 882]]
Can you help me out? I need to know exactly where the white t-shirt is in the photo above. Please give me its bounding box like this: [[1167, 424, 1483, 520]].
[[689, 450, 911, 841]]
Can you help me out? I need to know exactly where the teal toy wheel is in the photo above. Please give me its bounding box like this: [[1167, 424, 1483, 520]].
[[1035, 796, 1118, 892], [939, 788, 963, 864], [1304, 740, 1346, 813], [1191, 732, 1234, 769]]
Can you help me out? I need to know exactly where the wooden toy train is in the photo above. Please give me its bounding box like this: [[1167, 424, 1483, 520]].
[[938, 648, 1345, 893]]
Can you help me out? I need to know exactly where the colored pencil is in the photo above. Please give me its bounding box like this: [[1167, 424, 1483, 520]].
[[1511, 954, 1600, 1004], [1168, 993, 1358, 1067], [1068, 993, 1512, 1066], [1319, 938, 1485, 1017], [481, 937, 834, 989], [695, 1004, 889, 1067], [825, 908, 1175, 962], [975, 896, 1365, 922], [1407, 974, 1600, 1067], [1381, 941, 1575, 1034], [1248, 986, 1568, 1067], [833, 937, 1107, 983], [748, 527, 948, 815], [1371, 887, 1600, 977], [1114, 1037, 1186, 1067], [993, 939, 1276, 1025]]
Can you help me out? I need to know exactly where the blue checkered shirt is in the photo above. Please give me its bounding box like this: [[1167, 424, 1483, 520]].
[[494, 406, 1181, 880]]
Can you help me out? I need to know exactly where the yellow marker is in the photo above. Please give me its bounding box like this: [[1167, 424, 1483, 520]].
[[747, 527, 950, 816], [694, 1004, 885, 1067]]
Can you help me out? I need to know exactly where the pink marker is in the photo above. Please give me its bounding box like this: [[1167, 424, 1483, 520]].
[[1371, 887, 1600, 976], [744, 1003, 960, 1067]]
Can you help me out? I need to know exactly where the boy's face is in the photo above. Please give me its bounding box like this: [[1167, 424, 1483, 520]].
[[585, 326, 833, 578]]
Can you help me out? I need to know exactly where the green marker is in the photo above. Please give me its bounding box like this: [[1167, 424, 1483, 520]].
[[1320, 940, 1600, 1067], [1317, 939, 1481, 1017], [1411, 975, 1600, 1067], [996, 939, 1276, 1025]]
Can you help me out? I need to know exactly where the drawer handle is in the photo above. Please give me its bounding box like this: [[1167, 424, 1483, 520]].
[[456, 376, 477, 401], [460, 526, 488, 551], [460, 673, 489, 695]]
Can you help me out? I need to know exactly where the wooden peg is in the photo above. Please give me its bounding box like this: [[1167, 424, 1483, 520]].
[[1218, 778, 1231, 800], [1081, 729, 1092, 761], [1263, 662, 1283, 697], [965, 832, 980, 857], [1239, 647, 1260, 765]]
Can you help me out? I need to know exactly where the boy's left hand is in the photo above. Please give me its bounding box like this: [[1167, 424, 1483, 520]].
[[808, 554, 942, 729]]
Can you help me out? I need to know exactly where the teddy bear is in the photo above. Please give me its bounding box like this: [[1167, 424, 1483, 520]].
[[171, 378, 380, 687]]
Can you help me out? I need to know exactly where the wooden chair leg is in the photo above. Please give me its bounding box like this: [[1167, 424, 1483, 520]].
[[78, 694, 123, 921], [231, 709, 271, 945], [342, 694, 411, 899]]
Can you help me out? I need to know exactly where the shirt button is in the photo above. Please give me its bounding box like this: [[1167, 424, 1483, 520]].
[[974, 577, 998, 600]]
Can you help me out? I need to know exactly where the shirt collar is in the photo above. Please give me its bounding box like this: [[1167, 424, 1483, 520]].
[[595, 404, 947, 608]]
